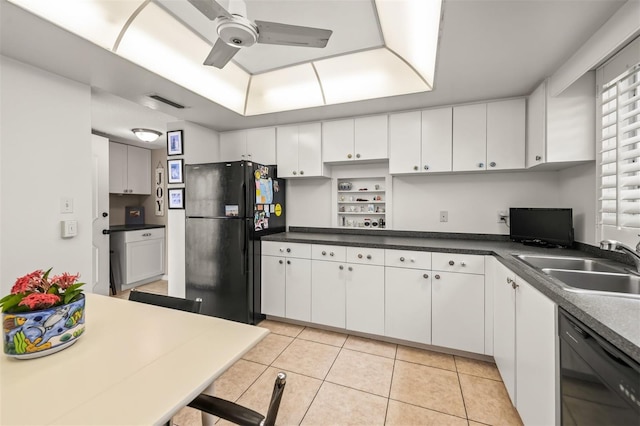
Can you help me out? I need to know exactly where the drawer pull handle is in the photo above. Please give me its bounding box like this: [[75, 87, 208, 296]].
[[339, 265, 344, 270], [322, 251, 327, 256], [279, 260, 283, 264], [411, 258, 415, 263], [287, 260, 291, 265], [143, 233, 151, 237], [279, 248, 284, 252], [512, 282, 519, 290], [460, 261, 466, 267], [348, 266, 353, 271], [286, 248, 291, 253], [506, 277, 513, 284], [330, 252, 334, 256], [423, 274, 429, 279], [358, 254, 363, 259], [367, 255, 372, 260], [400, 257, 405, 262], [435, 274, 441, 280], [448, 260, 455, 266]]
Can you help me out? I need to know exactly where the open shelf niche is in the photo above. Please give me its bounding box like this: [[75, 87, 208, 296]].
[[335, 176, 389, 229]]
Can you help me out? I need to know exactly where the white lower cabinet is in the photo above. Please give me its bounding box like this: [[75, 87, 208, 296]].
[[432, 271, 485, 353], [492, 259, 557, 426], [311, 260, 346, 328], [284, 258, 312, 322], [261, 255, 286, 317], [111, 228, 164, 288], [346, 263, 385, 335], [385, 267, 431, 344]]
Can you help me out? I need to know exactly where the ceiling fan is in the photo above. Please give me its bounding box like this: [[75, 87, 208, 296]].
[[187, 0, 333, 69]]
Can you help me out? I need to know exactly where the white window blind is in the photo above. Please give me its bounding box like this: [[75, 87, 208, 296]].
[[600, 63, 640, 229]]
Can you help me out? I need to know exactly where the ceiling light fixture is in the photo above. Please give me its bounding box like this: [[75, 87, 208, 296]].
[[132, 128, 162, 142]]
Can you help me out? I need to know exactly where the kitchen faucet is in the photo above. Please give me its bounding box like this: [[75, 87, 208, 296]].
[[599, 238, 640, 273]]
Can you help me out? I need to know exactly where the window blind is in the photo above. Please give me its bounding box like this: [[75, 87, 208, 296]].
[[600, 63, 640, 229]]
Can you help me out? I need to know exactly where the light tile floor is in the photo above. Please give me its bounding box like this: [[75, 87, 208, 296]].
[[125, 282, 523, 425]]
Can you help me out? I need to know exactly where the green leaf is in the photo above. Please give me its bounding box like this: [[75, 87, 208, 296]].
[[42, 267, 53, 280], [0, 294, 24, 313]]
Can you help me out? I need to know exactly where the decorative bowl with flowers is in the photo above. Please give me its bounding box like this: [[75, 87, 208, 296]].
[[1, 268, 86, 359]]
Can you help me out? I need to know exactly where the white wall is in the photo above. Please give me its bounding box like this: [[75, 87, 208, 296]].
[[0, 56, 93, 295], [166, 120, 219, 297], [558, 163, 597, 244]]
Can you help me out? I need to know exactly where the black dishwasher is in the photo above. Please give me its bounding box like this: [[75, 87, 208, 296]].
[[559, 308, 640, 425]]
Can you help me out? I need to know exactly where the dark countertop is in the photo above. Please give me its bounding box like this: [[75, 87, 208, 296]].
[[263, 228, 640, 363], [109, 224, 166, 232]]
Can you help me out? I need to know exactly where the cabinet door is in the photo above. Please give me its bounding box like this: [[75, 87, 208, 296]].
[[355, 115, 388, 161], [219, 130, 247, 162], [311, 260, 346, 328], [322, 119, 354, 162], [422, 107, 452, 172], [125, 238, 164, 284], [389, 111, 422, 174], [284, 258, 312, 321], [432, 272, 484, 353], [346, 264, 384, 335], [261, 255, 286, 317], [526, 82, 546, 167], [297, 122, 322, 177], [453, 103, 487, 171], [276, 125, 299, 178], [127, 145, 151, 195], [487, 99, 525, 170], [247, 127, 276, 165], [492, 262, 517, 403], [516, 278, 556, 426], [109, 142, 127, 194], [385, 267, 431, 344]]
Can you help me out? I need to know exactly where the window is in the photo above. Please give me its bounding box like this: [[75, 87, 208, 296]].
[[599, 61, 640, 232]]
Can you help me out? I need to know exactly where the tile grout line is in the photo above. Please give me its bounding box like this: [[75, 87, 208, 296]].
[[454, 357, 471, 422]]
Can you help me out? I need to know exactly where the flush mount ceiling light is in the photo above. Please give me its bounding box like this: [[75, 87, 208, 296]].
[[8, 0, 442, 116], [132, 128, 163, 142]]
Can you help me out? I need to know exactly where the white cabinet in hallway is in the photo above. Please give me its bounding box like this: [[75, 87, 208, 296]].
[[109, 142, 151, 195], [276, 123, 327, 178], [110, 228, 165, 289], [431, 253, 485, 353]]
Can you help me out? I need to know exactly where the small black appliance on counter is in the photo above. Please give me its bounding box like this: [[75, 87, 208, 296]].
[[509, 207, 574, 248]]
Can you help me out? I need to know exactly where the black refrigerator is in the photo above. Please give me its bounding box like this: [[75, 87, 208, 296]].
[[185, 161, 285, 324]]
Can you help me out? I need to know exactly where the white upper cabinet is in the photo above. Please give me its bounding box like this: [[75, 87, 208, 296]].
[[277, 122, 327, 178], [453, 103, 487, 171], [527, 73, 595, 168], [220, 128, 276, 165], [109, 142, 150, 195], [389, 111, 422, 174], [422, 107, 453, 172], [389, 108, 452, 174], [323, 115, 388, 163], [487, 99, 526, 170]]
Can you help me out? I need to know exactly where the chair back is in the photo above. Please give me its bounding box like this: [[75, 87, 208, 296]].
[[129, 290, 202, 314], [263, 372, 287, 426]]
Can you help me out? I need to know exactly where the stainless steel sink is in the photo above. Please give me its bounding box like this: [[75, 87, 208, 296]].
[[515, 254, 625, 273], [513, 254, 640, 299], [542, 269, 640, 299]]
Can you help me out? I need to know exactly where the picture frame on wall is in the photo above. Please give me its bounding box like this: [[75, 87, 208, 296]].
[[167, 159, 184, 184], [167, 130, 183, 156], [168, 188, 185, 209]]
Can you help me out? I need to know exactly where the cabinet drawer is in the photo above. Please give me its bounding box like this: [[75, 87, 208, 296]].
[[124, 228, 164, 243], [385, 249, 431, 269], [432, 252, 484, 274], [346, 247, 385, 266], [262, 241, 311, 258], [312, 245, 347, 262]]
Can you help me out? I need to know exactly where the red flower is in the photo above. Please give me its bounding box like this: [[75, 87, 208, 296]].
[[11, 270, 44, 294], [51, 272, 80, 289], [18, 293, 61, 310]]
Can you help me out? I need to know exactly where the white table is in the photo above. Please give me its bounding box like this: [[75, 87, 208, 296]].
[[0, 293, 268, 425]]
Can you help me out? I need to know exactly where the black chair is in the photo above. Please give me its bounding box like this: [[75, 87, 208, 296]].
[[188, 371, 287, 426], [127, 289, 288, 426], [128, 289, 202, 314]]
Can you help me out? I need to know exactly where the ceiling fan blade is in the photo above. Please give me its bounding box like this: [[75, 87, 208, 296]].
[[255, 20, 332, 48], [203, 38, 240, 68], [187, 0, 231, 20]]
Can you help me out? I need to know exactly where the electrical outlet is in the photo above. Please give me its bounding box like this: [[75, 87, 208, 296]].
[[497, 210, 508, 223], [440, 211, 448, 222]]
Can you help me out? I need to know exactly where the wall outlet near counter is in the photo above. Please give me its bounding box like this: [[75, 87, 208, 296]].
[[440, 211, 448, 222], [497, 210, 509, 223]]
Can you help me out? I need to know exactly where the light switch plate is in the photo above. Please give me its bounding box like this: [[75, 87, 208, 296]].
[[61, 220, 78, 238], [61, 198, 73, 213]]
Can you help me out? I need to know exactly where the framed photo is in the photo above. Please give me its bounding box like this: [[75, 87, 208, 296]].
[[167, 130, 183, 156], [168, 188, 185, 209], [167, 159, 184, 184]]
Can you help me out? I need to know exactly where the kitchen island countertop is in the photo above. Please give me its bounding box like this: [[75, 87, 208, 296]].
[[262, 228, 640, 363]]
